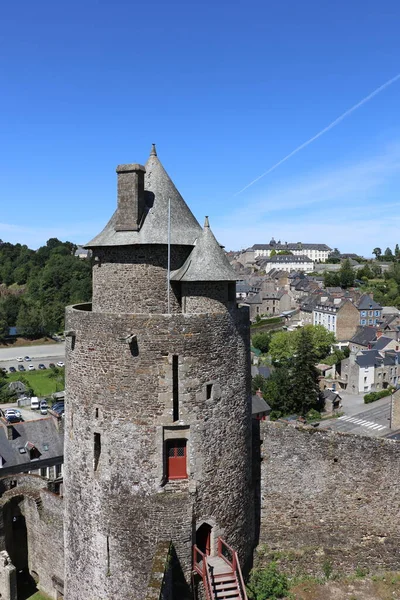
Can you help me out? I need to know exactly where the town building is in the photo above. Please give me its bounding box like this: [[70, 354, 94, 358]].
[[357, 294, 382, 326], [312, 298, 359, 341], [252, 239, 332, 262], [0, 416, 63, 483], [257, 254, 314, 273], [339, 349, 400, 393]]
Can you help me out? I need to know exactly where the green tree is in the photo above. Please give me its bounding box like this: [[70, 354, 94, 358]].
[[270, 249, 276, 257], [304, 324, 335, 360], [384, 247, 394, 261], [0, 306, 8, 339], [373, 247, 382, 259], [291, 328, 322, 415], [371, 263, 382, 278], [395, 244, 400, 259], [252, 332, 272, 354], [339, 258, 355, 288], [269, 331, 297, 363], [356, 264, 373, 280], [323, 271, 340, 287], [264, 366, 294, 415], [251, 374, 268, 396], [247, 564, 289, 600]]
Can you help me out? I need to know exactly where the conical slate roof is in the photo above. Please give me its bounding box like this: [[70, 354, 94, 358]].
[[170, 217, 237, 282], [85, 145, 202, 247]]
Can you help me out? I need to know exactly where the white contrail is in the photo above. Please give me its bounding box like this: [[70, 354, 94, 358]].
[[234, 72, 400, 196]]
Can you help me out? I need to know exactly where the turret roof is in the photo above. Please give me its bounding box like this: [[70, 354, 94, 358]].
[[85, 145, 202, 247], [170, 217, 237, 282]]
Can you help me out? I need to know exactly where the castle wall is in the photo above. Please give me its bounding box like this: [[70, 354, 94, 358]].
[[0, 477, 64, 600], [92, 245, 191, 314], [258, 422, 400, 576], [24, 492, 64, 598], [64, 304, 253, 600], [182, 282, 234, 313]]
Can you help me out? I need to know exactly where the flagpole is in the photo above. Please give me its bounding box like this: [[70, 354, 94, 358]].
[[167, 197, 171, 314]]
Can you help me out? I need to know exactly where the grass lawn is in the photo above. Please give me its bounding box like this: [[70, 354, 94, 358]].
[[7, 369, 64, 397], [26, 592, 53, 600], [0, 337, 57, 348]]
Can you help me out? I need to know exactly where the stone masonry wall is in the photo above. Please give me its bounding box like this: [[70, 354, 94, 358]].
[[0, 480, 64, 600], [337, 301, 360, 342], [92, 245, 192, 314], [257, 422, 400, 576], [64, 304, 253, 600]]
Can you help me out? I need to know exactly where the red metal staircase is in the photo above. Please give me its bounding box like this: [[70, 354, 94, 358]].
[[193, 538, 248, 600]]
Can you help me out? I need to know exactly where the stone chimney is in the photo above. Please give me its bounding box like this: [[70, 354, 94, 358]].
[[115, 163, 146, 232]]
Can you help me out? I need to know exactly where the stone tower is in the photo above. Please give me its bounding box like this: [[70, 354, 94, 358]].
[[63, 146, 253, 599]]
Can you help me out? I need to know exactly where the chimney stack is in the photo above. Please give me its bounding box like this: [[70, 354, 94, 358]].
[[115, 163, 146, 232]]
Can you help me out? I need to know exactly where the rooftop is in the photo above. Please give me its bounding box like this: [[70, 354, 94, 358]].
[[86, 145, 202, 248]]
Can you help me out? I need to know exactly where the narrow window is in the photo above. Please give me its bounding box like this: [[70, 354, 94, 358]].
[[172, 355, 179, 422], [94, 432, 101, 471], [106, 535, 110, 575], [206, 384, 213, 400], [166, 439, 187, 480], [95, 407, 99, 419]]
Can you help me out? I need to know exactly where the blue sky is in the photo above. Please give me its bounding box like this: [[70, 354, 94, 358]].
[[1, 0, 400, 256]]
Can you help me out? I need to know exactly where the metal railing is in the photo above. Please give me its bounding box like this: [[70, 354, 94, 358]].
[[217, 537, 248, 600], [193, 544, 213, 600]]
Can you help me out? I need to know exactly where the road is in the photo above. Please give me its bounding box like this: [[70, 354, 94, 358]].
[[0, 343, 66, 371], [319, 394, 392, 438]]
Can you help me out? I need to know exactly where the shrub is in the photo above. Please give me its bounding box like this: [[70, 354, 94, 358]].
[[269, 410, 282, 421], [306, 409, 321, 422], [247, 563, 289, 600], [322, 559, 333, 579], [364, 389, 393, 404]]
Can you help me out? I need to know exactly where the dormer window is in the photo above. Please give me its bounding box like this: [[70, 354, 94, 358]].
[[25, 442, 41, 461]]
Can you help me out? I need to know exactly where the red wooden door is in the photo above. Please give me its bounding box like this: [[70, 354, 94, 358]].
[[167, 440, 187, 480]]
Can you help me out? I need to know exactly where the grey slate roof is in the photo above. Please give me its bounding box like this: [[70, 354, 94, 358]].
[[252, 395, 271, 416], [371, 336, 394, 351], [86, 145, 202, 247], [170, 217, 237, 282], [323, 390, 342, 401], [0, 418, 64, 471], [350, 326, 377, 346], [357, 294, 382, 310], [252, 243, 331, 251], [356, 350, 382, 368]]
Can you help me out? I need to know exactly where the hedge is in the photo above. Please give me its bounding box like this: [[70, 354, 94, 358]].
[[364, 389, 393, 404]]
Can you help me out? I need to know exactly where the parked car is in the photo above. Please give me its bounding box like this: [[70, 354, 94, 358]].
[[28, 365, 35, 371], [31, 397, 40, 410], [24, 356, 31, 362], [4, 409, 22, 423], [56, 361, 65, 368], [49, 363, 56, 369], [40, 400, 48, 415], [9, 366, 16, 373], [18, 365, 26, 372], [38, 363, 46, 370], [1, 368, 6, 374], [16, 357, 23, 362]]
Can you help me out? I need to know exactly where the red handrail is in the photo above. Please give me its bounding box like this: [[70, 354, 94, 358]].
[[217, 538, 248, 600], [193, 544, 213, 600]]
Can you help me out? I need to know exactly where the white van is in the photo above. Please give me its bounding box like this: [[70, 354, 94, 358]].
[[30, 397, 40, 410]]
